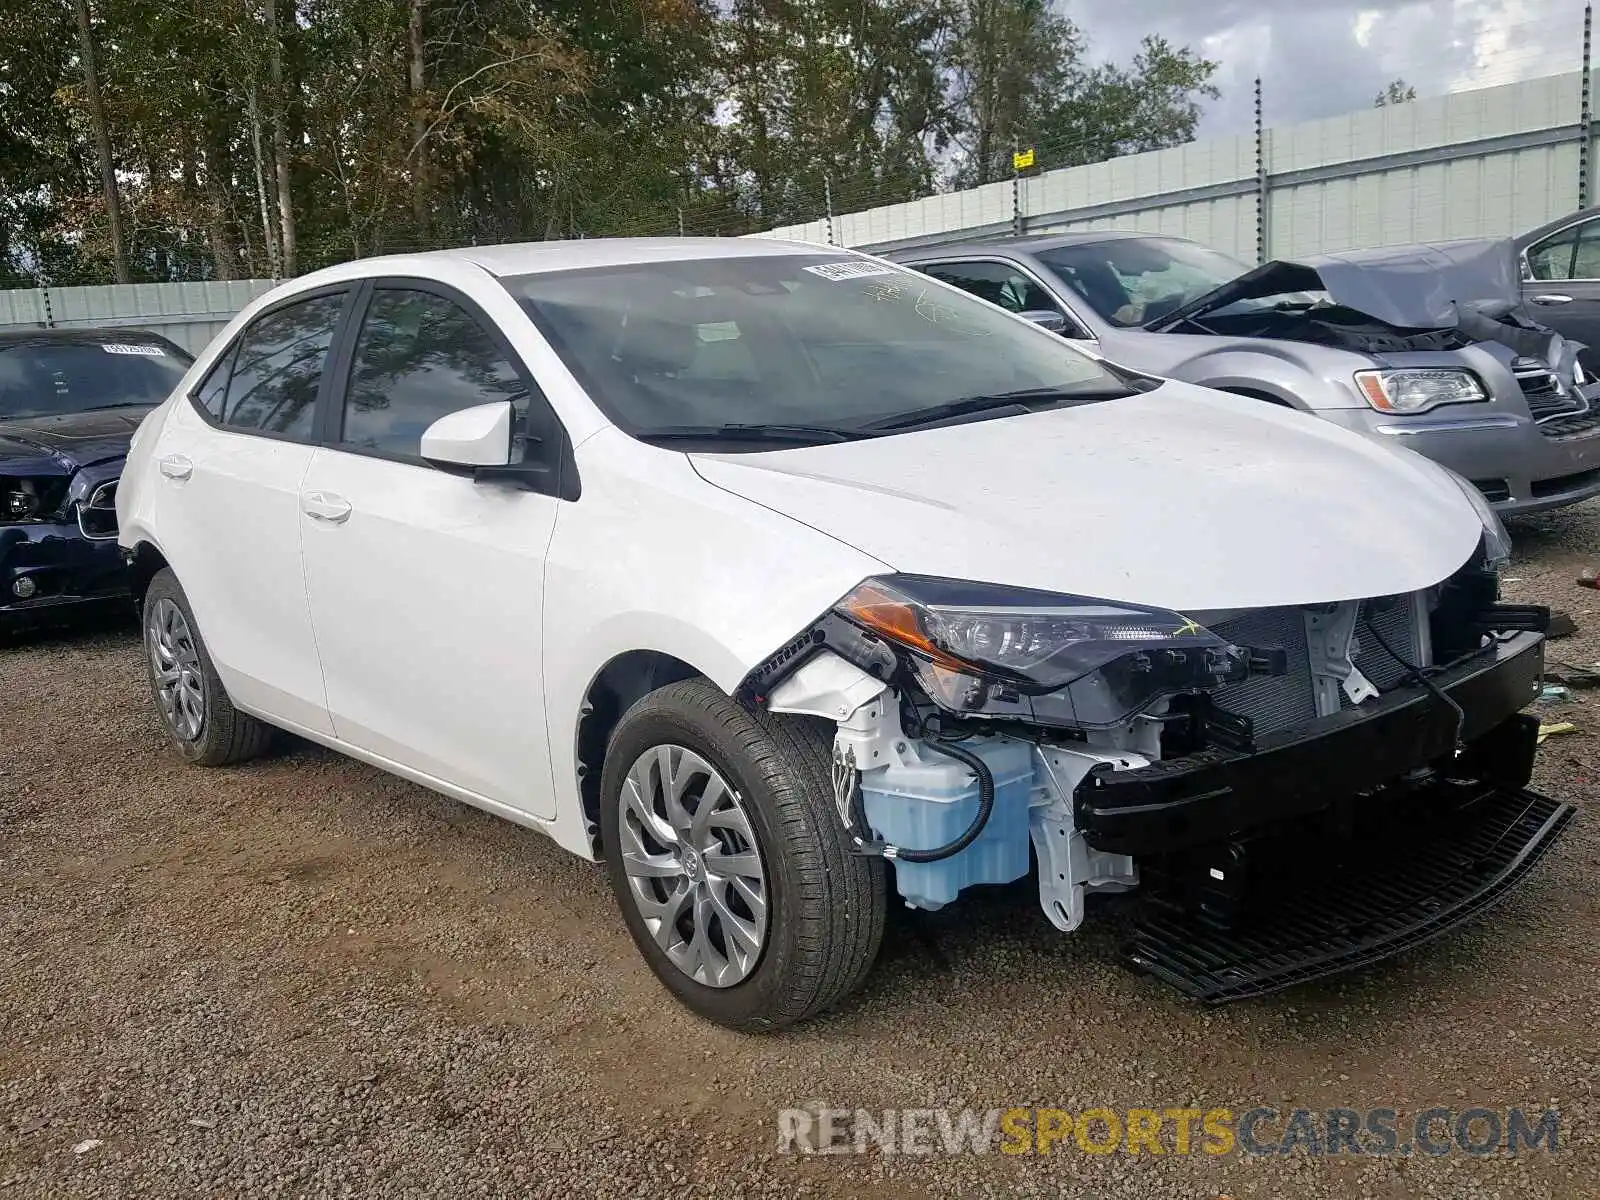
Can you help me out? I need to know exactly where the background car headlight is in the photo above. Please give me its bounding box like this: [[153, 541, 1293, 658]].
[[1355, 368, 1486, 414], [834, 575, 1250, 727]]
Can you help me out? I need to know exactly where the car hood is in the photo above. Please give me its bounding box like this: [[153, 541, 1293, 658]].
[[689, 381, 1485, 614], [1144, 238, 1581, 385], [1151, 238, 1524, 332], [0, 406, 153, 474]]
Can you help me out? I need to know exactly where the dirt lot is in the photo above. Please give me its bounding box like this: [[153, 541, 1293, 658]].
[[3, 508, 1598, 1199]]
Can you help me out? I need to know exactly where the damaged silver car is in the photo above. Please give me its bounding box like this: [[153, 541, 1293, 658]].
[[890, 234, 1600, 515]]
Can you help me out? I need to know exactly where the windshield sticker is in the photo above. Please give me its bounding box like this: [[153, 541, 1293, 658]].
[[803, 260, 899, 282], [100, 343, 166, 356]]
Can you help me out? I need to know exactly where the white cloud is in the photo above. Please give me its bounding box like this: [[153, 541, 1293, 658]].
[[1068, 0, 1585, 135]]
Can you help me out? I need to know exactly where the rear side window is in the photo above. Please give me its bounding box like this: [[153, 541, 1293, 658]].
[[196, 293, 346, 438], [339, 288, 533, 460]]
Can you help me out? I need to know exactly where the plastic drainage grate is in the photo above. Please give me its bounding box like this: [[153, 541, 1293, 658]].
[[1122, 787, 1575, 1004]]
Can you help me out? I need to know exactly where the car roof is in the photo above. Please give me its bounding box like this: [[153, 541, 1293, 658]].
[[883, 230, 1162, 261], [1517, 206, 1600, 248], [308, 236, 848, 281]]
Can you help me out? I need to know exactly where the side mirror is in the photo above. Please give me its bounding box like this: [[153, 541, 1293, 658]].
[[421, 401, 512, 468], [1020, 309, 1068, 334]]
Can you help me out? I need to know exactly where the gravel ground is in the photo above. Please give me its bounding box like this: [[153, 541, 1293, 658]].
[[3, 506, 1599, 1199]]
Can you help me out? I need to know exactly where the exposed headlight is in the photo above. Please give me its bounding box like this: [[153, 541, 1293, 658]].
[[1355, 369, 1486, 414], [3, 479, 41, 522], [834, 575, 1250, 727], [1449, 471, 1512, 569]]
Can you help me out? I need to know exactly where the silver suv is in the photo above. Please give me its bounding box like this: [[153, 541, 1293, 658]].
[[889, 233, 1600, 515]]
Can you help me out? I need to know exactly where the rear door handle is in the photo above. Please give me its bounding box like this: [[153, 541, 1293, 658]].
[[158, 454, 192, 480], [301, 491, 352, 524], [1531, 294, 1575, 305]]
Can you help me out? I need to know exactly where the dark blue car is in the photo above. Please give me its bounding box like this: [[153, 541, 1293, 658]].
[[1, 328, 193, 632]]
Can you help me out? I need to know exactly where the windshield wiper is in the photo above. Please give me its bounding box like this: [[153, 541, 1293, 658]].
[[637, 422, 862, 446], [859, 386, 1124, 432]]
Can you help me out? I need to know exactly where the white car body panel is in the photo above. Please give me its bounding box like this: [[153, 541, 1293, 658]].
[[139, 398, 333, 733], [298, 448, 562, 817], [690, 381, 1484, 614]]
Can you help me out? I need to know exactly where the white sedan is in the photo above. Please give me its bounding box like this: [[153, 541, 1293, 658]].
[[117, 238, 1569, 1029]]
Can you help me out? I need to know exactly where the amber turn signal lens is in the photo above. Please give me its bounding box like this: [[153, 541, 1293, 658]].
[[836, 581, 972, 673]]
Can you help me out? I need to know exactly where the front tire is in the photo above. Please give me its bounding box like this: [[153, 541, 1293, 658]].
[[142, 568, 272, 766], [600, 679, 887, 1031]]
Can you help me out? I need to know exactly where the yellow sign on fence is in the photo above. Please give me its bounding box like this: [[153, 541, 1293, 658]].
[[1013, 146, 1035, 171]]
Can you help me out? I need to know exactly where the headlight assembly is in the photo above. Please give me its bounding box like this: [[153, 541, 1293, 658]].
[[834, 575, 1250, 727], [1448, 471, 1512, 569], [1355, 368, 1486, 414]]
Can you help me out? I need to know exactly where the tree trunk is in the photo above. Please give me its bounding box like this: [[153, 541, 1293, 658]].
[[408, 0, 429, 238], [245, 75, 281, 277], [265, 0, 296, 275], [200, 114, 238, 280], [71, 0, 130, 283]]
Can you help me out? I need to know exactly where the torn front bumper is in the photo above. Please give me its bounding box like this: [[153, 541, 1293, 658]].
[[1075, 630, 1546, 856], [1123, 783, 1574, 1003], [1075, 630, 1575, 1002]]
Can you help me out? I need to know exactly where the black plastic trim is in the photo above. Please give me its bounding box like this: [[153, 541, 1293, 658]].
[[1123, 785, 1575, 1004], [1076, 631, 1545, 855]]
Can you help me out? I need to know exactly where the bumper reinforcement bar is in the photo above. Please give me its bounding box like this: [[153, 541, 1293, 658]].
[[1121, 785, 1575, 1004]]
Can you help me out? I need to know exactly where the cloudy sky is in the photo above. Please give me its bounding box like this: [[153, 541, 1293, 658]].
[[1073, 0, 1584, 136]]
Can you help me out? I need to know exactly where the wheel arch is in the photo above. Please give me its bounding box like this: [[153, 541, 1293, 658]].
[[1218, 385, 1297, 407], [574, 649, 707, 855], [126, 540, 171, 616]]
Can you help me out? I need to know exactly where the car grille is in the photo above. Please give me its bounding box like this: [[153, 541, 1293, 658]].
[[1209, 598, 1425, 738], [1515, 357, 1589, 427], [1537, 408, 1600, 440], [76, 479, 119, 539]]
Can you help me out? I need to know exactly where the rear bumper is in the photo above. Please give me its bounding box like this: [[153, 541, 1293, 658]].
[[1075, 630, 1545, 856], [0, 522, 130, 630], [1324, 403, 1600, 515]]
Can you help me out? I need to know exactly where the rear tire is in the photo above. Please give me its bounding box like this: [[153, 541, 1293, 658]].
[[601, 678, 887, 1031], [142, 568, 272, 766]]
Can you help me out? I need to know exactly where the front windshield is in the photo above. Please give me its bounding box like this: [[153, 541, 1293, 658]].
[[1035, 237, 1252, 328], [506, 253, 1130, 443], [0, 340, 191, 420]]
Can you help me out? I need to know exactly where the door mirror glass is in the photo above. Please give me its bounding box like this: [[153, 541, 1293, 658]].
[[420, 401, 513, 468], [1019, 309, 1068, 333]]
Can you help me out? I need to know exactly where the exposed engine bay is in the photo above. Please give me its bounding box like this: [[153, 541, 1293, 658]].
[[744, 543, 1575, 1002]]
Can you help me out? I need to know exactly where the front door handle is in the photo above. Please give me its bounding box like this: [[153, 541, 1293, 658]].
[[158, 454, 193, 480], [1531, 294, 1575, 305], [301, 491, 352, 524]]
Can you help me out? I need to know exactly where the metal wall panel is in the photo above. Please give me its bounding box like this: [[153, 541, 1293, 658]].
[[758, 71, 1593, 261], [0, 279, 276, 355]]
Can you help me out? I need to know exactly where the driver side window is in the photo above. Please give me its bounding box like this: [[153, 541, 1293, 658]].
[[920, 260, 1088, 337], [339, 288, 552, 463]]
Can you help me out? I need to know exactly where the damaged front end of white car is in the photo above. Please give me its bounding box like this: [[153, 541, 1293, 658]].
[[740, 521, 1573, 1003]]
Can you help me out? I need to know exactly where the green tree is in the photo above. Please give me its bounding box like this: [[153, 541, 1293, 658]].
[[1375, 78, 1417, 107]]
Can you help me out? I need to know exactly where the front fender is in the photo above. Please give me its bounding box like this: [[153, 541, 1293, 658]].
[[538, 431, 890, 851], [1166, 345, 1368, 412]]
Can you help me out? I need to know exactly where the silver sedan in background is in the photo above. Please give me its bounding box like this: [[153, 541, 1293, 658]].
[[888, 233, 1600, 516]]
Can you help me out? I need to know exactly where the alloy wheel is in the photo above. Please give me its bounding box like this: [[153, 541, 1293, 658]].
[[147, 597, 206, 741], [617, 744, 769, 987]]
